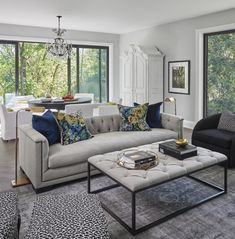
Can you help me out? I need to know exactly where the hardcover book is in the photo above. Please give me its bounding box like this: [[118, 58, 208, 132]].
[[122, 150, 156, 165], [159, 140, 197, 160]]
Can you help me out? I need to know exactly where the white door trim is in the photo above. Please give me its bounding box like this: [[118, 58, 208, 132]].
[[195, 23, 235, 121]]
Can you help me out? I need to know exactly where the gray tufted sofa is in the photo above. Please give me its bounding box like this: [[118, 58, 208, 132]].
[[18, 113, 183, 191]]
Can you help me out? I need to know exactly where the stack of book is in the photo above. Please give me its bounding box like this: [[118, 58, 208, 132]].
[[159, 140, 197, 160], [117, 150, 157, 170]]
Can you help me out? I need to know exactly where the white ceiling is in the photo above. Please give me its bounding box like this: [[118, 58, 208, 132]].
[[0, 0, 234, 34]]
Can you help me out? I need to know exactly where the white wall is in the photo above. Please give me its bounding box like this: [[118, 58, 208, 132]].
[[0, 23, 120, 101], [120, 8, 235, 125]]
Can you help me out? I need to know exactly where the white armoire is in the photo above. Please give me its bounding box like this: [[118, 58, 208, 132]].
[[120, 44, 164, 106]]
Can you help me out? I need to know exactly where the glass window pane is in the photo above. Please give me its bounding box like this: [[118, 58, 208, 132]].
[[78, 47, 108, 102], [0, 43, 16, 104], [79, 48, 99, 101], [71, 47, 77, 95], [19, 42, 68, 97], [206, 31, 235, 116], [101, 49, 108, 102]]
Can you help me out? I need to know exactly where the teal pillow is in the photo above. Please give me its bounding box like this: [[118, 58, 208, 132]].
[[56, 112, 93, 145], [118, 103, 151, 131]]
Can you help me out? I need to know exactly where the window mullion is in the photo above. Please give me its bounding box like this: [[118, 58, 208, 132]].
[[15, 42, 19, 96]]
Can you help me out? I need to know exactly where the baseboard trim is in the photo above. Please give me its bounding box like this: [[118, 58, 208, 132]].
[[184, 120, 196, 129]]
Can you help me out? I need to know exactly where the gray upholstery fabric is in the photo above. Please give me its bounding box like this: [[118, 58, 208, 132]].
[[49, 129, 177, 169], [161, 113, 183, 135], [218, 110, 235, 133], [85, 114, 121, 134], [88, 141, 227, 192], [19, 113, 183, 189], [0, 192, 19, 239]]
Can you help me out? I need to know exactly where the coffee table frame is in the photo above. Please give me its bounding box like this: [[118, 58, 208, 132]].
[[88, 160, 227, 235]]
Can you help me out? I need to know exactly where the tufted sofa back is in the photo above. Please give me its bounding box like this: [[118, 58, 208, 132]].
[[85, 114, 121, 134]]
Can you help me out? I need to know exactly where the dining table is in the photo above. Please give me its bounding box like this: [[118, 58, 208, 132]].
[[28, 97, 92, 111]]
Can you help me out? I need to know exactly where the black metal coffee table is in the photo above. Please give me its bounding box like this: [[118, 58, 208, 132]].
[[87, 142, 227, 235]]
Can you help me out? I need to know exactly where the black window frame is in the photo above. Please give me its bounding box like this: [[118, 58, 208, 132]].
[[0, 40, 109, 102], [203, 29, 235, 117]]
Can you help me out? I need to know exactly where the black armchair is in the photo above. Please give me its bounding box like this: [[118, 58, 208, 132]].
[[192, 113, 235, 168]]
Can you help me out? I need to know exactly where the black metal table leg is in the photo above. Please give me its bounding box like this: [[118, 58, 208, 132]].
[[87, 162, 91, 193], [88, 160, 227, 235], [224, 160, 228, 193], [132, 192, 136, 234]]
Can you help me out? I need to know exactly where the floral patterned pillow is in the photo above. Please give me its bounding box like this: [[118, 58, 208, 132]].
[[55, 112, 93, 145], [118, 103, 151, 131]]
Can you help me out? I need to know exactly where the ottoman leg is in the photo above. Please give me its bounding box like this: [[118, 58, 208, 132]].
[[88, 162, 91, 193], [132, 192, 136, 233]]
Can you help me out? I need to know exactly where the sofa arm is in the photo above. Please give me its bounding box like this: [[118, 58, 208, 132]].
[[161, 113, 184, 138], [18, 125, 49, 189]]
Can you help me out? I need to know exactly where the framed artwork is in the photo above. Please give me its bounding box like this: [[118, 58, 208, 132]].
[[168, 60, 190, 94]]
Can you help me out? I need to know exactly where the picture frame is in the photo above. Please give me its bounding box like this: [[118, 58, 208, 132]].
[[168, 60, 190, 95]]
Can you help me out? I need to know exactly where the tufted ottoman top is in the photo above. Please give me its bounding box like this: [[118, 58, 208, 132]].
[[88, 141, 227, 192]]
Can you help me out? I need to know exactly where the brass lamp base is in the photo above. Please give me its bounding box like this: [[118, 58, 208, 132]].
[[175, 138, 188, 146], [11, 177, 30, 187]]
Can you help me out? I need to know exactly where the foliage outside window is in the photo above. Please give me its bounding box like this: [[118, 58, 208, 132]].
[[0, 44, 16, 97], [205, 31, 235, 116], [0, 41, 109, 103]]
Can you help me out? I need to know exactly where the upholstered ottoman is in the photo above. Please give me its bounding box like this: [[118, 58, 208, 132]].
[[0, 192, 19, 239], [24, 193, 109, 238], [88, 141, 227, 235]]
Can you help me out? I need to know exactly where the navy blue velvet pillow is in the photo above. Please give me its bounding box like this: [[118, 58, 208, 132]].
[[32, 110, 60, 145], [134, 102, 162, 128]]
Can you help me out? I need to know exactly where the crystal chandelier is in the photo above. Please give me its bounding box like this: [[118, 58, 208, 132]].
[[46, 16, 72, 59]]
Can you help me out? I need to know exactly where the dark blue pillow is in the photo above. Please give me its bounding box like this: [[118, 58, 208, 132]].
[[32, 110, 60, 145], [134, 102, 162, 128]]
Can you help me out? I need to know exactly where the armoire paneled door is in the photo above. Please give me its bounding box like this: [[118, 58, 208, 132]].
[[120, 44, 164, 106]]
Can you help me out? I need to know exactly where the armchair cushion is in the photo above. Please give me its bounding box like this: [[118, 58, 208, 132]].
[[193, 129, 234, 149], [218, 110, 235, 132]]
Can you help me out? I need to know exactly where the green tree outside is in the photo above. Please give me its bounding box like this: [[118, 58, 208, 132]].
[[0, 42, 108, 103], [207, 32, 235, 115]]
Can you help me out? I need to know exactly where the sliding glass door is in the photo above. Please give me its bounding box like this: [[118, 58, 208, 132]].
[[204, 30, 235, 116], [19, 42, 68, 97], [0, 41, 109, 103], [71, 46, 109, 102]]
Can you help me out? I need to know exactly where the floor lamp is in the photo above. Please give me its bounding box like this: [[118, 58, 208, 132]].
[[11, 108, 31, 187], [164, 97, 177, 115], [11, 106, 45, 187]]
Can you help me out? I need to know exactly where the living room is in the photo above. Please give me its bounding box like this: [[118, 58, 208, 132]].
[[1, 0, 235, 238]]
